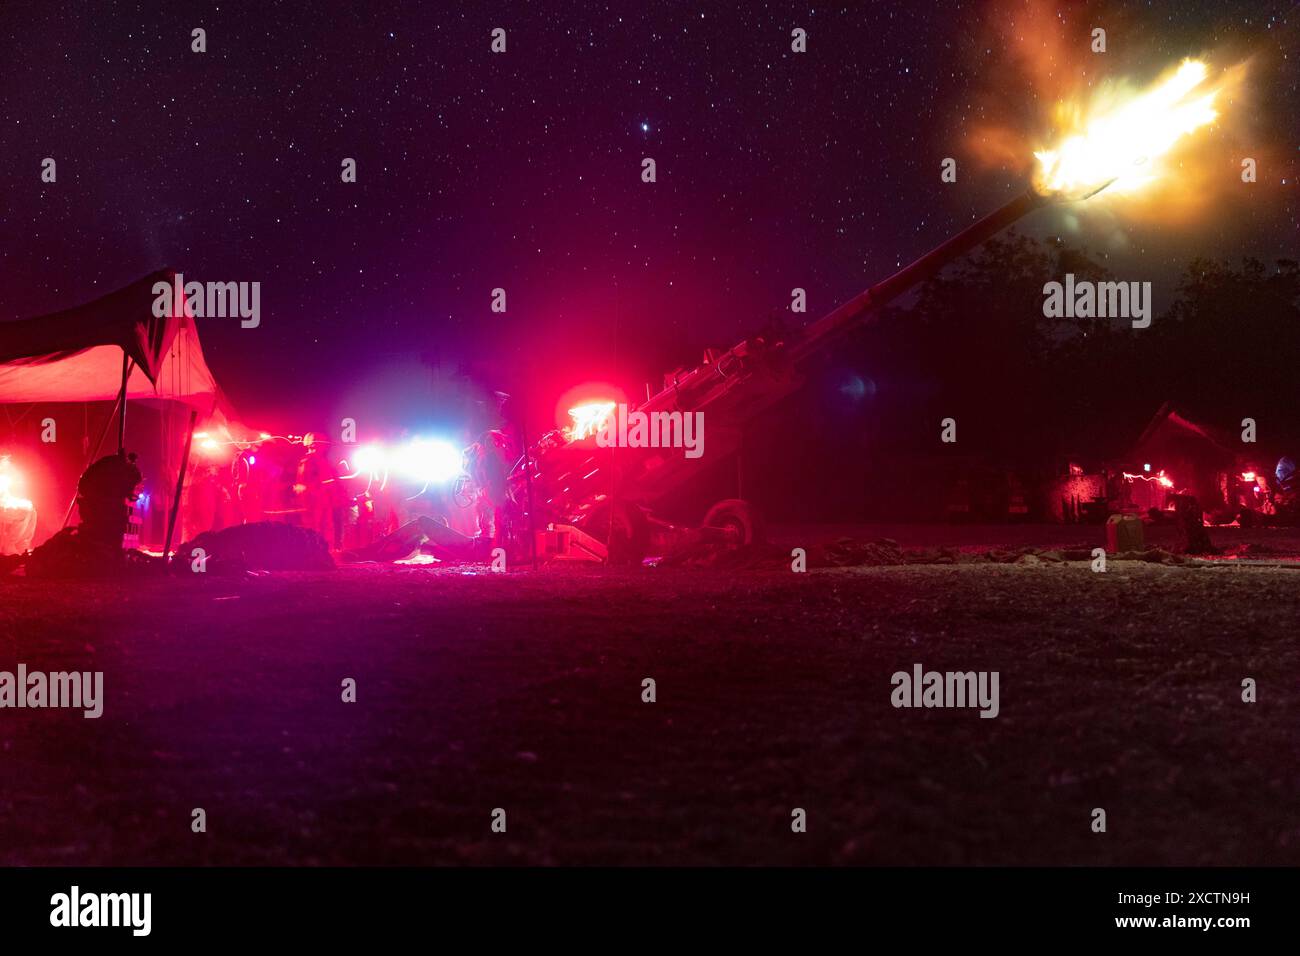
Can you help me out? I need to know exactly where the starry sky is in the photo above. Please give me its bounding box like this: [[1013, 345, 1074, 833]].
[[1, 0, 1295, 430]]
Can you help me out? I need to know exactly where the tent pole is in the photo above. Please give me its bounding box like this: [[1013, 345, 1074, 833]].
[[521, 410, 538, 571], [163, 410, 199, 562], [116, 349, 130, 453], [62, 390, 126, 529]]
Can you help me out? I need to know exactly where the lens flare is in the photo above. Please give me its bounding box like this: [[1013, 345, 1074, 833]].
[[394, 439, 465, 484], [341, 443, 389, 489], [349, 444, 387, 476]]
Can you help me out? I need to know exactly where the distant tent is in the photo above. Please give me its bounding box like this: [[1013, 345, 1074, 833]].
[[0, 270, 235, 549], [1126, 401, 1241, 512], [1130, 401, 1238, 461]]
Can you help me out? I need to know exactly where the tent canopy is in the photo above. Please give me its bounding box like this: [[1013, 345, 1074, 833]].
[[0, 270, 222, 411], [1130, 401, 1238, 462]]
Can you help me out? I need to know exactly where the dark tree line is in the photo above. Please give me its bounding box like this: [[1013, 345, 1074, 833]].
[[743, 234, 1299, 520], [854, 234, 1300, 463]]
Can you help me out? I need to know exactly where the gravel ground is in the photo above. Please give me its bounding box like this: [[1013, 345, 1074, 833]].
[[1, 550, 1296, 865]]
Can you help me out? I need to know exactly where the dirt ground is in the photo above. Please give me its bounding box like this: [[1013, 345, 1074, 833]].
[[1, 524, 1297, 866]]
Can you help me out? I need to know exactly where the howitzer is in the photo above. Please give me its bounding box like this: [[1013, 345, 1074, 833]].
[[516, 187, 1055, 562]]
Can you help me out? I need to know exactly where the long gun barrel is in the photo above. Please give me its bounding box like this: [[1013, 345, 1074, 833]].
[[790, 188, 1049, 362], [622, 187, 1052, 420]]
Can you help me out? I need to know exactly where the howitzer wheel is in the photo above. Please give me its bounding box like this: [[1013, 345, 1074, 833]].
[[702, 498, 764, 547]]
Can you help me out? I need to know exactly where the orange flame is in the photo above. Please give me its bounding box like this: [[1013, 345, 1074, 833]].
[[1033, 59, 1231, 199], [0, 460, 34, 512], [566, 402, 616, 442]]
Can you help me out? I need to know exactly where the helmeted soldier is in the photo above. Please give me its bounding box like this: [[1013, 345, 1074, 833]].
[[76, 451, 142, 550]]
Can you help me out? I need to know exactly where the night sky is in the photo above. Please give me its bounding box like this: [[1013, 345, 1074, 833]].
[[2, 0, 1295, 432]]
